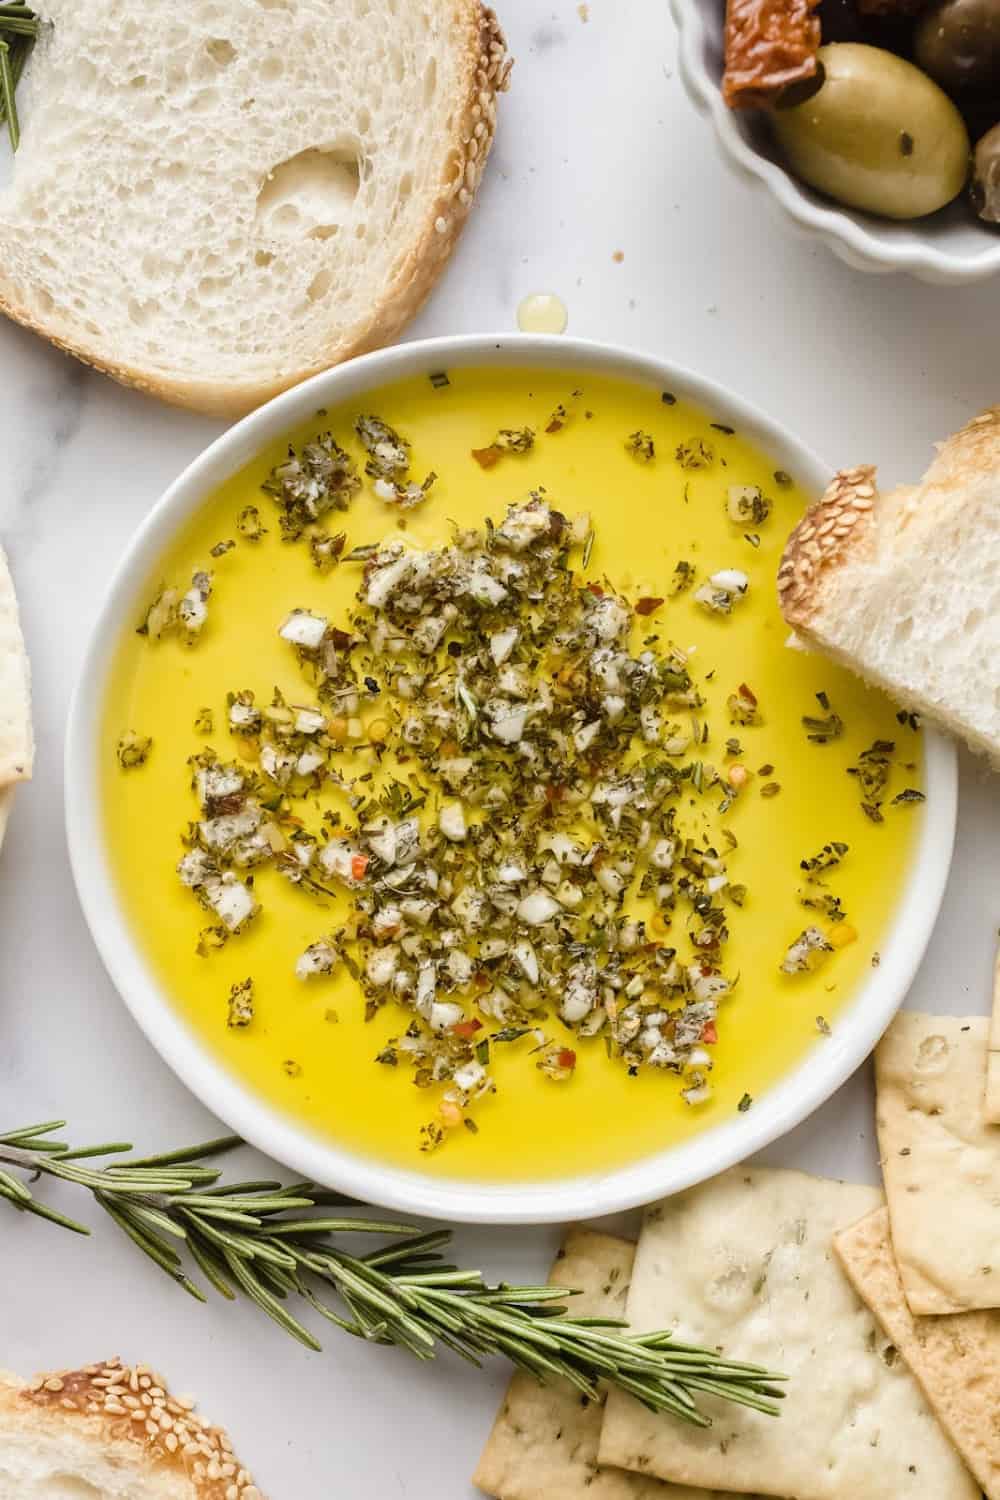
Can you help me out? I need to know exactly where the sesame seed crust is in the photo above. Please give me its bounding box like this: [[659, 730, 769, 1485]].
[[777, 465, 879, 630], [4, 1357, 263, 1499], [779, 407, 1000, 638]]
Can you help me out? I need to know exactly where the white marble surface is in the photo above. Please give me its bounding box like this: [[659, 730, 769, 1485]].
[[2, 3, 999, 1495]]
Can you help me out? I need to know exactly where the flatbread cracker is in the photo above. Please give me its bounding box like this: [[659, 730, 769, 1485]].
[[598, 1167, 977, 1500], [473, 1230, 744, 1500], [985, 947, 1000, 1124], [0, 544, 33, 785], [835, 1206, 1000, 1500], [876, 1011, 1000, 1314]]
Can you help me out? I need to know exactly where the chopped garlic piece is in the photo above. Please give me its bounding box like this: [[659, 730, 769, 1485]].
[[279, 610, 328, 650], [295, 940, 339, 981], [516, 889, 561, 926], [781, 926, 834, 975], [489, 627, 519, 665], [206, 874, 259, 932], [438, 802, 467, 842]]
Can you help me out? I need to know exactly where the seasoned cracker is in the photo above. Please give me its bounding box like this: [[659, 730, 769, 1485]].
[[985, 946, 1000, 1124], [835, 1206, 1000, 1500], [876, 1012, 1000, 1314], [599, 1167, 977, 1500], [473, 1230, 741, 1500]]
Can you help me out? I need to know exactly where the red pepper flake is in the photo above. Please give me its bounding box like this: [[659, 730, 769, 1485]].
[[472, 446, 502, 470], [557, 1048, 577, 1071], [701, 1021, 718, 1044], [635, 596, 664, 616], [738, 682, 757, 707], [586, 582, 605, 597], [350, 853, 369, 881], [451, 1019, 484, 1039]]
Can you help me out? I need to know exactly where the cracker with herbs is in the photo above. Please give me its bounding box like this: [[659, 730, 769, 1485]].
[[598, 1166, 977, 1500], [876, 1011, 1000, 1315], [835, 1206, 1000, 1500], [474, 1230, 749, 1500]]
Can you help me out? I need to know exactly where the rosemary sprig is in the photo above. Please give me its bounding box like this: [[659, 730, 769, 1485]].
[[0, 3, 39, 151], [0, 1121, 787, 1424]]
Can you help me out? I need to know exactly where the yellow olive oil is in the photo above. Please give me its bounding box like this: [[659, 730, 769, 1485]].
[[102, 368, 922, 1180]]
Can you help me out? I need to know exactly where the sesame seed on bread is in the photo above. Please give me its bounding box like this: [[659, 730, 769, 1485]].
[[778, 465, 878, 626], [777, 407, 1000, 764], [0, 1357, 262, 1499]]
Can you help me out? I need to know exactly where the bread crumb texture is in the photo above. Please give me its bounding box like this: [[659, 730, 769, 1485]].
[[0, 1355, 263, 1498], [0, 0, 510, 414]]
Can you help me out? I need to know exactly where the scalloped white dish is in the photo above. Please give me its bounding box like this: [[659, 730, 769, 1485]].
[[672, 0, 1000, 285]]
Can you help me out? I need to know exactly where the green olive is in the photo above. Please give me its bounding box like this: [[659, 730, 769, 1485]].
[[914, 0, 1000, 99], [971, 121, 1000, 223], [771, 44, 971, 219]]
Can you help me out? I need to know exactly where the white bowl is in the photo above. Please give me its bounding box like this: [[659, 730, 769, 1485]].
[[65, 333, 958, 1224], [672, 0, 1000, 284]]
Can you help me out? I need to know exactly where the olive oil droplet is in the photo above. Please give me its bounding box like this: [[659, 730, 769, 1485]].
[[517, 293, 568, 334]]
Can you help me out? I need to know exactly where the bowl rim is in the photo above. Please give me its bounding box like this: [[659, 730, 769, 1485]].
[[670, 0, 1000, 285], [65, 331, 959, 1224]]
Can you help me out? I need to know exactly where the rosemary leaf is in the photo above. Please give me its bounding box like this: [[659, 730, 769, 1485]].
[[0, 1120, 788, 1422]]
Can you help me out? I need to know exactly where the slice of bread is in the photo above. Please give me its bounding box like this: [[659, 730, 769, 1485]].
[[0, 1357, 262, 1498], [0, 541, 32, 787], [0, 0, 510, 418], [0, 789, 12, 857], [778, 407, 1000, 762]]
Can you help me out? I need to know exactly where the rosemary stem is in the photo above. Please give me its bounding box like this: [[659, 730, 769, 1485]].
[[0, 1120, 788, 1423]]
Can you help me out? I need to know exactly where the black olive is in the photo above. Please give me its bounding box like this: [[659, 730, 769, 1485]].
[[914, 0, 1000, 96], [818, 0, 917, 51], [971, 121, 1000, 223]]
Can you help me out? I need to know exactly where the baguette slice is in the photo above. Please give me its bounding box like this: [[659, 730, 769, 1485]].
[[778, 407, 1000, 762], [0, 788, 11, 856], [0, 0, 510, 418], [0, 1357, 263, 1498], [0, 541, 33, 787]]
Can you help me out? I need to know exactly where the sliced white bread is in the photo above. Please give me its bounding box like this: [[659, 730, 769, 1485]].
[[0, 541, 32, 787], [778, 408, 1000, 762], [0, 789, 11, 856], [0, 0, 510, 418], [0, 1358, 262, 1498]]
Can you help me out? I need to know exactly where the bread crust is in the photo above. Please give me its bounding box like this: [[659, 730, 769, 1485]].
[[0, 1357, 261, 1497], [0, 788, 11, 854], [778, 407, 1000, 637], [0, 2, 511, 419], [777, 464, 879, 632]]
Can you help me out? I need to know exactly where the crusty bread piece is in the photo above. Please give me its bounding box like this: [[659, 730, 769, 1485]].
[[0, 1357, 263, 1498], [0, 0, 510, 418], [779, 408, 1000, 762], [0, 789, 11, 855], [0, 541, 32, 786]]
